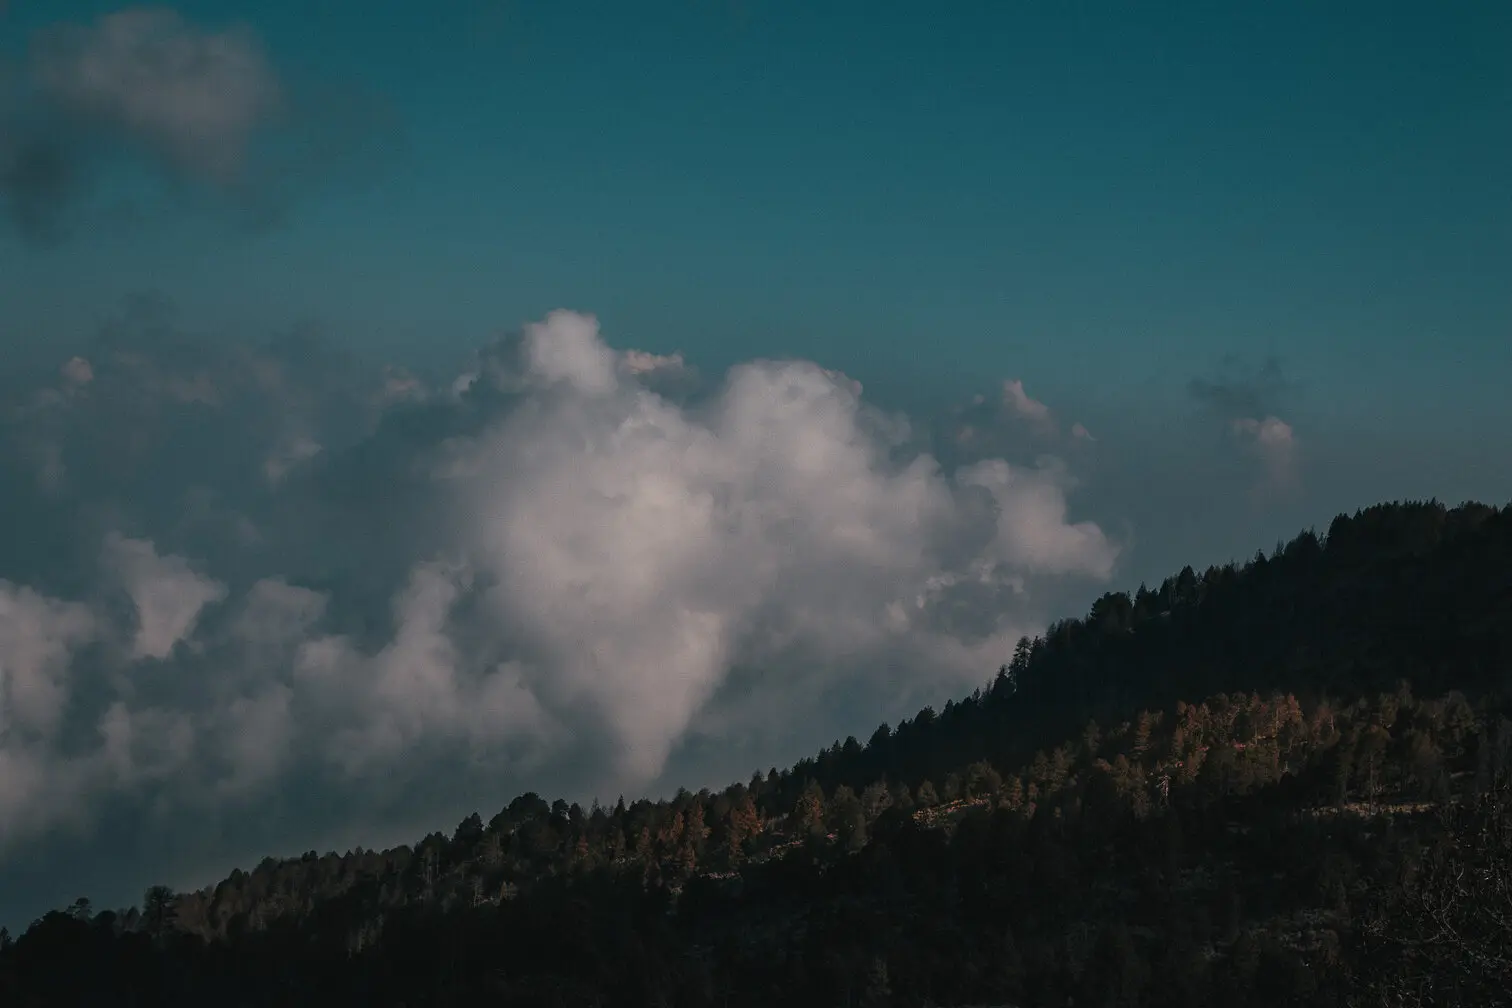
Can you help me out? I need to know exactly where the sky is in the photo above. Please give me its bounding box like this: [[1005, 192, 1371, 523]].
[[0, 1, 1509, 928]]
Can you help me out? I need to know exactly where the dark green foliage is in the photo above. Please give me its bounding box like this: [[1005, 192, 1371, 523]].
[[4, 499, 1512, 1005]]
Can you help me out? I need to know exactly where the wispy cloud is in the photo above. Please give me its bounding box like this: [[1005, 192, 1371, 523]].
[[1188, 356, 1290, 421], [0, 7, 397, 243], [1231, 415, 1297, 488], [32, 7, 282, 182], [1190, 357, 1300, 490], [946, 377, 1097, 463], [1002, 378, 1052, 426]]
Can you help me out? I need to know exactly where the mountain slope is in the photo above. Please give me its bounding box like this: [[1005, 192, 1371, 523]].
[[2, 498, 1511, 1007]]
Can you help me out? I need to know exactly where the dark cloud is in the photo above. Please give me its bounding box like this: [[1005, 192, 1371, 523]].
[[1187, 356, 1291, 422], [0, 7, 400, 244]]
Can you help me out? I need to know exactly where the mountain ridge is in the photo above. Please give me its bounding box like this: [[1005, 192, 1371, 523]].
[[3, 497, 1510, 1006]]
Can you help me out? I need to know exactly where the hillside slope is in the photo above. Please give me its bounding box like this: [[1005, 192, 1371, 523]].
[[3, 499, 1511, 1007]]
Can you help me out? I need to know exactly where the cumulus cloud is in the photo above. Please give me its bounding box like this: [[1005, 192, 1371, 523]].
[[521, 309, 619, 395], [955, 459, 1115, 579], [0, 306, 1120, 922]]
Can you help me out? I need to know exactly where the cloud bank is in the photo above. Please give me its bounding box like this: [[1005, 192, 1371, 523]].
[[0, 303, 1118, 919]]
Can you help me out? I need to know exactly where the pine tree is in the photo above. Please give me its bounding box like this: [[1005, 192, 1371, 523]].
[[142, 885, 176, 938]]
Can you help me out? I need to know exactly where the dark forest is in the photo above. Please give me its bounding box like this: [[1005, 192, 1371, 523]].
[[3, 499, 1510, 1006]]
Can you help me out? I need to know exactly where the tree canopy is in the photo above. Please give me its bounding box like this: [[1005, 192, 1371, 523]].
[[3, 498, 1510, 1006]]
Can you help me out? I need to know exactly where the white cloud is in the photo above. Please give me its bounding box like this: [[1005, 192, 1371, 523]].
[[0, 582, 95, 741], [0, 308, 1121, 918], [104, 533, 227, 660], [288, 561, 556, 779], [956, 458, 1117, 579], [452, 318, 1117, 786], [620, 348, 686, 377], [1003, 379, 1052, 425], [521, 310, 618, 395]]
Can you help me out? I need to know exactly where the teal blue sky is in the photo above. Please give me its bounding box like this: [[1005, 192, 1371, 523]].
[[2, 1, 1512, 929], [4, 1, 1510, 424]]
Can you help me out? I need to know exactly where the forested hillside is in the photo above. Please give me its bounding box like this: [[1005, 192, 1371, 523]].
[[3, 500, 1510, 1007]]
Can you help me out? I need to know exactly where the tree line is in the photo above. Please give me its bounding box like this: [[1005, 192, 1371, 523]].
[[2, 498, 1510, 1006]]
